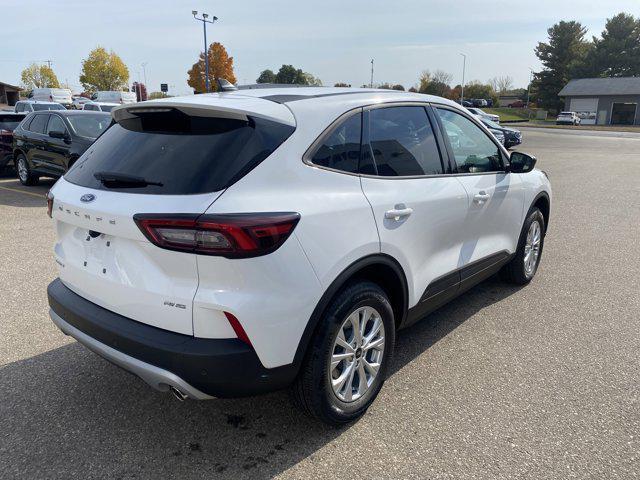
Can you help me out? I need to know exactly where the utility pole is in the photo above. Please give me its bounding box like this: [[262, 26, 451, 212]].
[[192, 11, 218, 93], [45, 59, 53, 69], [141, 62, 148, 88], [459, 53, 466, 104], [526, 68, 533, 111], [370, 59, 374, 88]]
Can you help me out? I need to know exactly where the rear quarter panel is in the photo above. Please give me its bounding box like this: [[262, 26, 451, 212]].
[[197, 121, 380, 368]]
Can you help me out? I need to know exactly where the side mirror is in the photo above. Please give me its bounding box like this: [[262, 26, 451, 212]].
[[49, 130, 70, 142], [509, 151, 537, 173]]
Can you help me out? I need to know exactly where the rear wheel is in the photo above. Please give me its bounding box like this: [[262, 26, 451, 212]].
[[291, 281, 395, 425], [502, 207, 545, 284], [16, 154, 38, 186]]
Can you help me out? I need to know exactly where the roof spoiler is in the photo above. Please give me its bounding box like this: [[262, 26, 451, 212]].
[[111, 93, 297, 127]]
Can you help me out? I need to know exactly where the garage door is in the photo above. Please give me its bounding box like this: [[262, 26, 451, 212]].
[[570, 98, 598, 125]]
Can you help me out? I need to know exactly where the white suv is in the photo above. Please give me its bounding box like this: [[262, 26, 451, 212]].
[[47, 87, 551, 424]]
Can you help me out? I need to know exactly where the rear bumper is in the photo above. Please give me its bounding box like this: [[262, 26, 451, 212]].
[[47, 278, 297, 398]]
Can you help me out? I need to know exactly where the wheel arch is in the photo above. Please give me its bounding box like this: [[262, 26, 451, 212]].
[[291, 254, 408, 370], [13, 147, 26, 161], [531, 191, 551, 233]]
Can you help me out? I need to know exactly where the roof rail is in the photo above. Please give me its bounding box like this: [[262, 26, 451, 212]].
[[237, 83, 317, 90]]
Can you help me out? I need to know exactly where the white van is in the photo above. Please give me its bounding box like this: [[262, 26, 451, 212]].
[[91, 91, 137, 104], [29, 88, 73, 107]]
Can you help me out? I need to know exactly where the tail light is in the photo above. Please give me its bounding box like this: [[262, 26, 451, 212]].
[[133, 212, 300, 258], [224, 312, 252, 347]]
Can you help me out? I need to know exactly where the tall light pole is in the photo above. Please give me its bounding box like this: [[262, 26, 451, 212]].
[[192, 10, 218, 93], [460, 53, 466, 104], [370, 59, 374, 88]]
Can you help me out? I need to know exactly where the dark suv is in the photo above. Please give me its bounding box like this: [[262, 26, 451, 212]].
[[12, 110, 110, 185], [0, 112, 26, 172]]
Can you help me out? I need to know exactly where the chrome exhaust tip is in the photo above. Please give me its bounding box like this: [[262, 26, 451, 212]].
[[169, 385, 188, 401]]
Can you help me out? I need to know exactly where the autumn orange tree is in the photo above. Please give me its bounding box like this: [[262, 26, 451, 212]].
[[187, 42, 236, 93]]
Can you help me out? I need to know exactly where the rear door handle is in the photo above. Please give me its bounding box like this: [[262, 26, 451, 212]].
[[385, 205, 413, 220], [473, 191, 491, 203]]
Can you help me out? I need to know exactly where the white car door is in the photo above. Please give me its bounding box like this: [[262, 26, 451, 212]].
[[359, 104, 470, 323], [434, 106, 525, 276]]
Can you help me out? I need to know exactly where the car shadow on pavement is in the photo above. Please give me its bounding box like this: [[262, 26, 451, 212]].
[[0, 277, 521, 479]]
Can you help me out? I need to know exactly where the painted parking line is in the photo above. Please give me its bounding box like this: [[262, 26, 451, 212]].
[[0, 185, 46, 198]]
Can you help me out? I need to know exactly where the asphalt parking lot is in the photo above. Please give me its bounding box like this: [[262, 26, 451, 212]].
[[1, 128, 639, 479]]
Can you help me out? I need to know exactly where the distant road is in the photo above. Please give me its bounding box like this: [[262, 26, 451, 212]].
[[517, 125, 640, 138]]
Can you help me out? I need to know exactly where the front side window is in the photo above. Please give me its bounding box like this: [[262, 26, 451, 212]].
[[46, 115, 67, 135], [15, 103, 24, 113], [310, 112, 361, 173], [84, 104, 96, 111], [28, 114, 49, 134], [99, 105, 116, 113], [436, 108, 503, 173], [368, 106, 443, 176]]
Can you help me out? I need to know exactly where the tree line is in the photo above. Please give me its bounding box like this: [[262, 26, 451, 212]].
[[533, 12, 640, 112], [21, 47, 132, 94]]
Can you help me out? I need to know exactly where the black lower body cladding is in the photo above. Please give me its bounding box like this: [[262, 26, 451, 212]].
[[47, 278, 297, 397]]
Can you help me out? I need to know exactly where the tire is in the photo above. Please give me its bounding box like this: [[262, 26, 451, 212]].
[[291, 281, 395, 425], [15, 153, 39, 186], [502, 207, 545, 285]]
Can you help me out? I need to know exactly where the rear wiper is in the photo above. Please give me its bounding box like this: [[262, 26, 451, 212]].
[[94, 171, 163, 188]]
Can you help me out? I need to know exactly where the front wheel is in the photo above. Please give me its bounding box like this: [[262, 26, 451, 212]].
[[291, 281, 395, 425], [502, 208, 545, 285], [15, 154, 38, 186]]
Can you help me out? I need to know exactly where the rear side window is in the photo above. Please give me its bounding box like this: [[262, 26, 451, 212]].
[[21, 115, 34, 131], [65, 110, 295, 195], [310, 112, 361, 173], [29, 114, 49, 134], [368, 106, 443, 176]]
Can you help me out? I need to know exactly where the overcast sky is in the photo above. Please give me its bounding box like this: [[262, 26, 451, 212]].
[[1, 0, 638, 95]]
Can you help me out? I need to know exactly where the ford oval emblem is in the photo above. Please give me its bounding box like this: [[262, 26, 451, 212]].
[[80, 194, 96, 203]]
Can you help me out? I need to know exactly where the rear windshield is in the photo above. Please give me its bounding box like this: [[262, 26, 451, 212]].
[[64, 110, 295, 195], [67, 114, 111, 139]]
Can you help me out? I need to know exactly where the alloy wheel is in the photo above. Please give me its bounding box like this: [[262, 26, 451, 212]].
[[17, 157, 28, 183], [524, 220, 541, 277], [329, 306, 385, 402]]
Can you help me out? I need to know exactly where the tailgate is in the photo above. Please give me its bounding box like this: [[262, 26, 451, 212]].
[[50, 178, 222, 335]]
